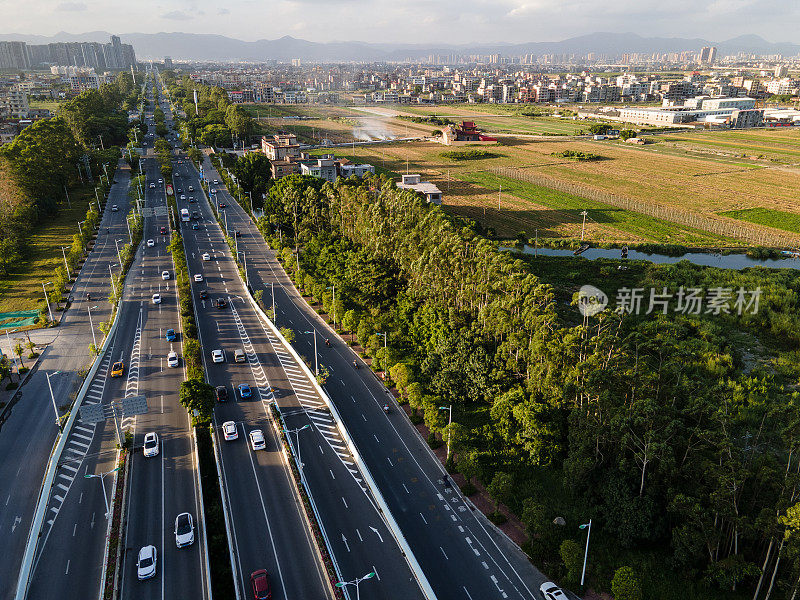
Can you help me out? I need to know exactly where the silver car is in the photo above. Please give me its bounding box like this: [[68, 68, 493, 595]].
[[174, 512, 195, 548], [136, 545, 157, 580]]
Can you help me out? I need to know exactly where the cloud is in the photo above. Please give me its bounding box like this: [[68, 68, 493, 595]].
[[218, 7, 230, 14], [161, 10, 192, 20], [56, 1, 87, 10]]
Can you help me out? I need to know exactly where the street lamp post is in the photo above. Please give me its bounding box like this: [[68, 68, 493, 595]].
[[88, 305, 99, 349], [84, 467, 119, 518], [284, 423, 311, 471], [238, 251, 249, 289], [439, 404, 453, 461], [60, 246, 70, 277], [303, 330, 319, 375], [42, 281, 54, 323], [46, 370, 63, 429], [271, 281, 276, 324], [579, 519, 592, 587], [335, 572, 376, 600], [109, 263, 118, 300], [77, 220, 84, 237]]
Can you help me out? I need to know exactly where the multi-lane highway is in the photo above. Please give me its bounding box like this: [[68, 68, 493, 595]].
[[21, 79, 209, 600], [200, 143, 549, 600], [2, 161, 132, 600]]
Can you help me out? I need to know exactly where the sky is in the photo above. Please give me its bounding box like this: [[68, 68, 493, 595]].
[[0, 0, 797, 44]]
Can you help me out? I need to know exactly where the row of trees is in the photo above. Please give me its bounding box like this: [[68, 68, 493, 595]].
[[255, 172, 800, 599], [160, 71, 255, 149]]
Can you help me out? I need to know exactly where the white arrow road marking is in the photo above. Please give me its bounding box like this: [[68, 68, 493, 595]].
[[369, 526, 383, 543], [341, 534, 350, 552]]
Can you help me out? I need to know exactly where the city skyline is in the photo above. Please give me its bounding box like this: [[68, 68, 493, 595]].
[[0, 0, 797, 46]]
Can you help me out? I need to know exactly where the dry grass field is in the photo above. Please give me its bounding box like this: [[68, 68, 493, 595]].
[[313, 125, 800, 244]]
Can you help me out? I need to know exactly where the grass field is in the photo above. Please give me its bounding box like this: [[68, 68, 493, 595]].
[[457, 171, 728, 244], [719, 207, 800, 234], [0, 185, 95, 313], [658, 129, 800, 165], [28, 99, 61, 112], [257, 106, 800, 246]]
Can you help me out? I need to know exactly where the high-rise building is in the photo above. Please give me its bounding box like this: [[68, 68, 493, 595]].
[[699, 46, 717, 65], [0, 41, 30, 69]]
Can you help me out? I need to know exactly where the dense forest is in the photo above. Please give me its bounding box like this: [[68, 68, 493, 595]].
[[252, 171, 800, 599], [0, 72, 140, 277]]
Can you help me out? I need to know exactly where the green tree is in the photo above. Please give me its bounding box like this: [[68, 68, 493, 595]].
[[560, 539, 583, 586], [389, 362, 414, 397], [619, 129, 637, 140], [13, 341, 24, 368], [179, 379, 215, 426], [457, 450, 481, 484], [611, 566, 642, 600], [487, 471, 513, 511]]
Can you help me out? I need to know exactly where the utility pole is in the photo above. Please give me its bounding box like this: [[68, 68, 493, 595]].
[[580, 210, 588, 241], [498, 185, 502, 209]]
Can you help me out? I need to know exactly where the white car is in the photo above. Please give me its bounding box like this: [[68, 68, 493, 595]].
[[194, 274, 203, 282], [111, 205, 118, 212], [540, 583, 568, 600], [167, 350, 179, 367], [222, 421, 238, 441], [210, 188, 217, 194], [249, 429, 266, 451], [143, 432, 159, 457], [147, 239, 155, 247], [149, 182, 155, 189], [136, 545, 157, 580], [180, 194, 186, 200], [174, 512, 195, 548], [152, 293, 161, 304], [213, 179, 219, 185], [161, 270, 170, 280], [202, 253, 211, 261], [211, 349, 224, 363], [158, 178, 163, 184]]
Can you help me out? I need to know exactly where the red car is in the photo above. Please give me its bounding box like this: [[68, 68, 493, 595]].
[[160, 226, 167, 234], [250, 570, 271, 600]]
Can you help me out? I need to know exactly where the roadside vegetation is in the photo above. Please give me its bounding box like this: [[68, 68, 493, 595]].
[[251, 171, 800, 600], [0, 72, 141, 317]]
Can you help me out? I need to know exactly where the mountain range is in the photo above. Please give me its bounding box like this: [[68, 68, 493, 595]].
[[0, 31, 797, 62]]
